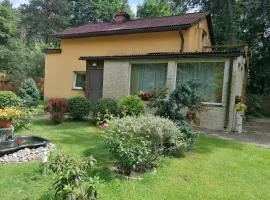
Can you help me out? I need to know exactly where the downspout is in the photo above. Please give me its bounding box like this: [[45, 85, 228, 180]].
[[224, 58, 234, 129], [179, 31, 184, 52]]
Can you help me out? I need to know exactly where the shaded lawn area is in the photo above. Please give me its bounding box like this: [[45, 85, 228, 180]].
[[0, 119, 270, 200]]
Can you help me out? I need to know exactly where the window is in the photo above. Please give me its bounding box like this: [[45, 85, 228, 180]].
[[130, 63, 167, 94], [177, 62, 225, 103], [73, 72, 86, 90]]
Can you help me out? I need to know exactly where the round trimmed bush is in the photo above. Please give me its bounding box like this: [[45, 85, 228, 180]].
[[68, 96, 91, 120], [93, 98, 117, 121], [0, 91, 21, 109], [117, 95, 146, 116], [105, 115, 190, 175], [18, 78, 40, 107]]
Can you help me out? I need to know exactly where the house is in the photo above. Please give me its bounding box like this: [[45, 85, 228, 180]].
[[44, 12, 248, 131]]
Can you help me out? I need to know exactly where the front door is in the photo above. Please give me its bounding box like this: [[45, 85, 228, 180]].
[[86, 61, 104, 102]]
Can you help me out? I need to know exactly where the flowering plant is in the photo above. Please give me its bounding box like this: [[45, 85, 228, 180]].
[[0, 107, 22, 121], [138, 91, 152, 101], [235, 103, 247, 112]]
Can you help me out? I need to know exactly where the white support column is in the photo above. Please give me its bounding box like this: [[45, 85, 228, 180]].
[[167, 61, 177, 93]]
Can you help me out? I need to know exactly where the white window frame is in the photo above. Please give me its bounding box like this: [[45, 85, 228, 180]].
[[73, 71, 85, 90]]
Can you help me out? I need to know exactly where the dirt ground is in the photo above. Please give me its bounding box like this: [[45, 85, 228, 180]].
[[198, 119, 270, 148]]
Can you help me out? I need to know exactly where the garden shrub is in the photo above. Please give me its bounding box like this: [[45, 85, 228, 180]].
[[93, 98, 117, 123], [18, 78, 40, 107], [177, 121, 199, 150], [106, 126, 158, 175], [46, 98, 69, 123], [105, 115, 188, 175], [117, 95, 146, 116], [148, 80, 205, 123], [12, 108, 32, 130], [246, 95, 262, 117], [0, 91, 21, 109], [49, 152, 100, 200], [68, 96, 92, 120]]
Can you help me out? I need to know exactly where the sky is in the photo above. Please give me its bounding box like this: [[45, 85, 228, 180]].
[[9, 0, 143, 13]]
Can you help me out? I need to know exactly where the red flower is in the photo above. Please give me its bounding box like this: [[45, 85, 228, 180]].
[[138, 91, 152, 101]]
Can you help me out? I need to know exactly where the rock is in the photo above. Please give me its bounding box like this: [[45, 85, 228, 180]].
[[0, 143, 56, 164]]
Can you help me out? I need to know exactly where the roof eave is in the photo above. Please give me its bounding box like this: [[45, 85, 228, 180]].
[[56, 24, 191, 39], [79, 51, 243, 61]]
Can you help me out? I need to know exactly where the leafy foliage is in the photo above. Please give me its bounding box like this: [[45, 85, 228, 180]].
[[19, 0, 70, 44], [105, 118, 159, 175], [149, 81, 205, 124], [246, 95, 262, 117], [49, 152, 100, 200], [68, 96, 92, 120], [93, 98, 118, 123], [177, 120, 199, 150], [105, 115, 193, 175], [137, 0, 173, 18], [0, 91, 31, 130], [117, 95, 146, 117], [68, 0, 133, 27], [46, 98, 69, 123], [12, 108, 32, 130], [18, 78, 40, 107], [235, 103, 247, 112], [0, 2, 28, 87], [147, 87, 168, 112], [0, 1, 18, 45], [0, 91, 21, 109]]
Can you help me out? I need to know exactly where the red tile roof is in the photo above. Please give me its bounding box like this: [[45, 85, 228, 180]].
[[57, 12, 210, 39]]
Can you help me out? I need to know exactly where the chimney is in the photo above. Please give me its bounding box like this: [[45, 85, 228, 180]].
[[115, 11, 130, 23]]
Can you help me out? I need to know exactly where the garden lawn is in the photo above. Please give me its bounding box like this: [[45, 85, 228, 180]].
[[0, 119, 270, 200]]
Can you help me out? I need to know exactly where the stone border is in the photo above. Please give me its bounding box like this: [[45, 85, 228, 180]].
[[0, 143, 56, 164]]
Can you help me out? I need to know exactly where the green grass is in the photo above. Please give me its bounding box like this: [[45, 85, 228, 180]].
[[0, 118, 270, 200]]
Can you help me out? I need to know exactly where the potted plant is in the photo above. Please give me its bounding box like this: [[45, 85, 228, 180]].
[[235, 102, 247, 114], [0, 107, 21, 128], [235, 102, 247, 133]]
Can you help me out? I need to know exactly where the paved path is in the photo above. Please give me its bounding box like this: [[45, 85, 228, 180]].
[[197, 119, 270, 148]]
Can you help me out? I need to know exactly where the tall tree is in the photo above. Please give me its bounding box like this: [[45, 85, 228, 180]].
[[68, 0, 133, 27], [0, 0, 18, 45], [137, 0, 173, 19], [172, 0, 270, 94], [19, 0, 70, 44], [0, 1, 27, 86], [173, 0, 241, 44], [240, 0, 270, 94]]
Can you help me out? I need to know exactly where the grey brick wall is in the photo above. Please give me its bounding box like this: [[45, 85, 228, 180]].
[[103, 61, 130, 99]]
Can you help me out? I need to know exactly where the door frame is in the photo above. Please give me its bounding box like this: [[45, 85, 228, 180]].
[[85, 60, 104, 101]]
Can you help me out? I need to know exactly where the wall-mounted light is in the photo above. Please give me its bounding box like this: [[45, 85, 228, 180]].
[[92, 62, 97, 67]]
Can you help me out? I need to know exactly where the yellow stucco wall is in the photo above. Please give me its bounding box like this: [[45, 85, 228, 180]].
[[44, 18, 212, 98]]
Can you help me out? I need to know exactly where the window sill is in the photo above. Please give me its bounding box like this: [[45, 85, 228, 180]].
[[72, 88, 84, 91], [202, 102, 224, 107]]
